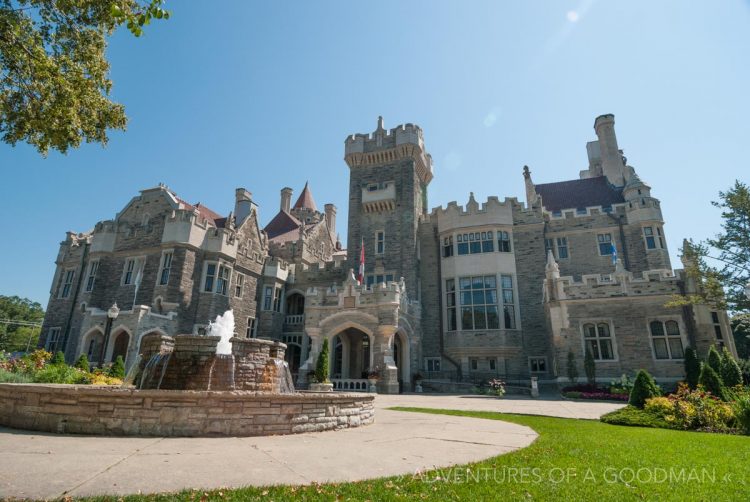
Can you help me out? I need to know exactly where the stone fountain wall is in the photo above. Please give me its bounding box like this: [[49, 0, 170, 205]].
[[137, 333, 290, 392]]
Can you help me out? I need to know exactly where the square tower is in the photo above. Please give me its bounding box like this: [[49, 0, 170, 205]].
[[344, 117, 434, 297]]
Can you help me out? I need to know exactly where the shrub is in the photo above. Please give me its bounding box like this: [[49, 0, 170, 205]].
[[730, 391, 750, 435], [487, 378, 505, 397], [109, 356, 125, 379], [684, 347, 701, 389], [0, 368, 33, 383], [706, 345, 723, 374], [584, 348, 596, 385], [51, 351, 66, 365], [91, 372, 123, 385], [314, 338, 330, 384], [609, 374, 634, 395], [33, 365, 91, 384], [644, 396, 673, 418], [566, 350, 578, 384], [669, 385, 735, 433], [629, 369, 661, 408], [698, 364, 726, 401], [75, 354, 90, 372], [600, 406, 672, 429], [720, 347, 742, 388], [739, 358, 750, 386]]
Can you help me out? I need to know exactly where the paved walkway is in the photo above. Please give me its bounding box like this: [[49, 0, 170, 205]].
[[0, 394, 620, 500]]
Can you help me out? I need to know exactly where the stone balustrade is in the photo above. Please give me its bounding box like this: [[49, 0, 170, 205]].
[[331, 378, 371, 392]]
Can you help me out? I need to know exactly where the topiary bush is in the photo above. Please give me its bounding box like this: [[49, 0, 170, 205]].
[[706, 345, 723, 374], [75, 354, 90, 372], [51, 351, 66, 365], [584, 348, 596, 385], [720, 347, 742, 388], [109, 355, 125, 379], [628, 369, 661, 408], [315, 338, 330, 384], [684, 347, 701, 389], [698, 364, 726, 401], [566, 350, 579, 384]]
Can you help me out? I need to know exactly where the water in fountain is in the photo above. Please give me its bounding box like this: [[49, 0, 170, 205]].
[[211, 309, 235, 355], [138, 353, 168, 389], [273, 359, 296, 394], [121, 354, 142, 388]]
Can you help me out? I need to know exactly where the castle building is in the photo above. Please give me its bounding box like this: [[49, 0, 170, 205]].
[[39, 115, 737, 392]]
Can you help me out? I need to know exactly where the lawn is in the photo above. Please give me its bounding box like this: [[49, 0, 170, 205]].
[[77, 407, 749, 502]]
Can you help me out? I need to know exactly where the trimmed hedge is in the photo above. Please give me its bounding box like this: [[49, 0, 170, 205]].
[[628, 369, 661, 408], [698, 364, 726, 401], [684, 347, 701, 389]]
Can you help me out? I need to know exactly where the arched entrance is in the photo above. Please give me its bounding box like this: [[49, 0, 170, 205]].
[[284, 343, 302, 380], [81, 329, 104, 364], [110, 331, 130, 362], [330, 328, 371, 379], [392, 330, 411, 393]]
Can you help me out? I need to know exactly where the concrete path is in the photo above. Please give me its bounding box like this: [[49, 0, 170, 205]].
[[0, 394, 619, 500]]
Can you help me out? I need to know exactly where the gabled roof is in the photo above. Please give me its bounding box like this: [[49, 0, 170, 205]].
[[264, 210, 301, 240], [534, 176, 624, 212], [293, 182, 317, 211], [174, 196, 226, 227]]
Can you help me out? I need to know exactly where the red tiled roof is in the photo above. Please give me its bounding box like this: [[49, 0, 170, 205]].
[[534, 176, 624, 212], [293, 182, 317, 211], [174, 195, 226, 227], [264, 210, 301, 240]]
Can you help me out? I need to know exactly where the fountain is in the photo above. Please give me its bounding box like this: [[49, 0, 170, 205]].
[[0, 310, 375, 437]]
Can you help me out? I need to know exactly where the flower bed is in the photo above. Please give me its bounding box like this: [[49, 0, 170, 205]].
[[0, 349, 123, 386]]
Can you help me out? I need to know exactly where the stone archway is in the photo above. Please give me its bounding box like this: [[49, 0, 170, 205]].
[[330, 328, 372, 379], [110, 331, 130, 363], [392, 329, 411, 393], [80, 328, 104, 364]]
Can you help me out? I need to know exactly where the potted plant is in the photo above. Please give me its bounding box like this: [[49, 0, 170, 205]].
[[488, 378, 506, 398], [309, 339, 333, 392], [414, 372, 424, 393], [366, 367, 380, 393]]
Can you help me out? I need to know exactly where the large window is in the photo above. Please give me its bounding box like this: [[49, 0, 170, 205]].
[[457, 232, 494, 255], [216, 265, 230, 295], [85, 261, 99, 292], [273, 287, 282, 312], [44, 327, 61, 351], [497, 231, 511, 252], [644, 227, 657, 249], [159, 252, 173, 285], [443, 236, 454, 258], [246, 317, 256, 338], [375, 231, 385, 255], [459, 276, 499, 330], [583, 322, 615, 360], [60, 269, 75, 298], [234, 273, 244, 298], [204, 263, 216, 292], [597, 233, 613, 255], [650, 320, 684, 359], [445, 279, 457, 331], [501, 275, 516, 329]]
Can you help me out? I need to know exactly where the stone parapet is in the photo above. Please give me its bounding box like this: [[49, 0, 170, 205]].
[[0, 384, 374, 437]]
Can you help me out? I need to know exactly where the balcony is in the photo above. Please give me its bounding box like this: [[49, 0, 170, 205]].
[[284, 314, 305, 329], [361, 183, 396, 213]]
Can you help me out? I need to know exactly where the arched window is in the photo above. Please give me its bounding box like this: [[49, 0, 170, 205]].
[[650, 320, 684, 359], [582, 322, 614, 360]]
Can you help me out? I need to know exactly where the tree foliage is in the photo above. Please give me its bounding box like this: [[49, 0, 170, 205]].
[[720, 346, 742, 388], [566, 350, 578, 384], [583, 348, 596, 385], [707, 345, 723, 374], [109, 354, 125, 378], [683, 346, 701, 390], [628, 369, 661, 409], [0, 0, 169, 155], [698, 364, 726, 401], [315, 338, 329, 384], [0, 295, 44, 352]]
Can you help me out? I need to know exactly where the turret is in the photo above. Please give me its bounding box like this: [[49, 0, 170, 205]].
[[280, 187, 293, 213], [593, 114, 627, 186], [324, 203, 337, 237], [234, 188, 254, 227]]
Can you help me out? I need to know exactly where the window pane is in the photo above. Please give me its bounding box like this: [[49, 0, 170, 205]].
[[472, 277, 484, 289], [459, 278, 472, 290], [587, 340, 600, 360], [457, 243, 469, 254], [482, 240, 494, 252], [597, 323, 610, 337], [461, 291, 472, 305], [447, 309, 457, 331], [484, 275, 496, 288], [501, 275, 513, 289], [583, 324, 595, 338], [485, 289, 498, 304], [486, 306, 499, 329], [502, 289, 513, 304], [653, 338, 669, 359], [504, 305, 516, 329], [474, 307, 487, 329], [461, 307, 473, 329], [668, 338, 684, 359], [472, 290, 484, 304], [558, 246, 568, 259], [470, 241, 481, 253], [665, 321, 680, 336], [600, 340, 614, 360], [650, 321, 664, 337]]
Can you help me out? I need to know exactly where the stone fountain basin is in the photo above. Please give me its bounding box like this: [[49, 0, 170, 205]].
[[0, 384, 374, 437]]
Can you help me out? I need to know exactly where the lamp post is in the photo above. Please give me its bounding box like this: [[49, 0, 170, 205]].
[[99, 303, 120, 367]]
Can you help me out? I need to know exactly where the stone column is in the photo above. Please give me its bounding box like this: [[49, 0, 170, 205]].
[[374, 325, 399, 394]]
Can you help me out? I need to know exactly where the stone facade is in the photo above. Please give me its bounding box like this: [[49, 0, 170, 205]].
[[39, 114, 738, 392]]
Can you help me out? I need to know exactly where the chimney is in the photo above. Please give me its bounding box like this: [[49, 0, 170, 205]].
[[280, 187, 293, 213], [324, 203, 337, 235], [234, 188, 253, 226], [594, 114, 625, 186]]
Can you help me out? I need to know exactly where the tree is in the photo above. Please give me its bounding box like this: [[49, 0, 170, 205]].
[[698, 364, 726, 401], [0, 295, 44, 352], [720, 347, 743, 388], [584, 348, 596, 385], [314, 338, 329, 384], [51, 350, 65, 365], [75, 354, 90, 372], [683, 347, 701, 390], [629, 369, 661, 409], [707, 345, 723, 374], [0, 0, 170, 155], [109, 355, 125, 378], [566, 350, 579, 384], [732, 314, 750, 359]]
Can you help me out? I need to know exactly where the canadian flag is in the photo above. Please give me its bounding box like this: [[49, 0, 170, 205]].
[[357, 236, 365, 284]]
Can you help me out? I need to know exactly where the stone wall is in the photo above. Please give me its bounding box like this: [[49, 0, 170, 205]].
[[0, 384, 375, 437]]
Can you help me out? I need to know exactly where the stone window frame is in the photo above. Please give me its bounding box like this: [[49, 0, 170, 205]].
[[84, 260, 99, 292], [647, 316, 687, 361], [545, 236, 569, 260], [234, 272, 245, 298], [442, 235, 454, 258], [157, 249, 174, 286], [497, 230, 511, 253], [58, 268, 76, 299], [597, 233, 614, 256], [456, 230, 496, 255], [425, 357, 441, 373], [458, 275, 500, 331], [642, 225, 666, 251], [529, 356, 547, 373], [200, 259, 232, 295], [375, 229, 385, 255], [246, 316, 257, 338], [580, 319, 619, 362], [121, 256, 145, 286], [44, 327, 61, 351]]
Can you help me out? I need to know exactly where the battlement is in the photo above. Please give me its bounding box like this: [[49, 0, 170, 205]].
[[304, 273, 404, 309], [544, 202, 628, 220], [430, 195, 521, 217], [552, 268, 682, 301]]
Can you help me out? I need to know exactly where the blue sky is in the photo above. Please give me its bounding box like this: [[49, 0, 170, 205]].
[[1, 1, 749, 307]]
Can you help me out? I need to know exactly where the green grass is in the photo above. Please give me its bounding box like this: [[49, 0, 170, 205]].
[[77, 407, 750, 502]]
